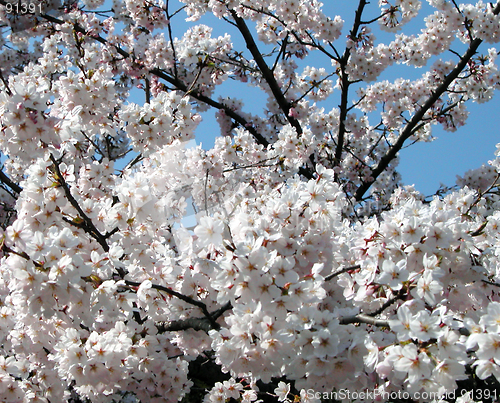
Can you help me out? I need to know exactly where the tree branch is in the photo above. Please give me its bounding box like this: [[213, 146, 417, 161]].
[[482, 279, 500, 287], [164, 0, 181, 78], [0, 69, 12, 95], [49, 154, 111, 252], [230, 10, 303, 135], [367, 288, 406, 317], [338, 287, 406, 327], [465, 172, 500, 215], [157, 317, 217, 333], [124, 280, 219, 329], [156, 301, 232, 333], [335, 0, 368, 170], [0, 168, 22, 194], [339, 313, 389, 327], [325, 264, 360, 281]]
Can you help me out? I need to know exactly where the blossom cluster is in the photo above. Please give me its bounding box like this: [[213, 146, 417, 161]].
[[0, 0, 500, 402]]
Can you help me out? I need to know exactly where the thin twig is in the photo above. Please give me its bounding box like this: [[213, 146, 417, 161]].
[[125, 280, 218, 329], [367, 288, 406, 317], [335, 0, 368, 172], [121, 153, 144, 176], [465, 173, 500, 215], [0, 70, 12, 95], [184, 58, 209, 98], [482, 279, 500, 287], [360, 8, 396, 25], [164, 0, 180, 78], [293, 73, 337, 105], [325, 264, 361, 281], [80, 130, 105, 157]]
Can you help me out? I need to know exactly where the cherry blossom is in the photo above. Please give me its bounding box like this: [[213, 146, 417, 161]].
[[0, 0, 500, 402]]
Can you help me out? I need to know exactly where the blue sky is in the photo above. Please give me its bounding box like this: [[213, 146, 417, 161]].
[[164, 1, 499, 197], [398, 101, 500, 196], [122, 1, 499, 197]]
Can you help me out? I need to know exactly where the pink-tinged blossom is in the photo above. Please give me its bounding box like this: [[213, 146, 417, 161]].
[[241, 389, 259, 403], [413, 270, 443, 306], [5, 219, 31, 249], [393, 343, 432, 383], [311, 328, 340, 358], [389, 304, 413, 341], [475, 333, 500, 363], [377, 259, 409, 290], [409, 310, 442, 341], [274, 381, 290, 402], [195, 216, 225, 247], [479, 301, 500, 333]]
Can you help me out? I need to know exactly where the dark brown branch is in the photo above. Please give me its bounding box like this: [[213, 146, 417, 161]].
[[230, 10, 303, 135], [0, 169, 22, 194], [124, 280, 219, 329], [339, 313, 389, 327], [157, 317, 217, 333], [49, 154, 111, 252], [304, 30, 339, 61], [242, 4, 339, 62], [465, 172, 500, 215], [354, 1, 500, 201], [228, 11, 317, 177], [210, 301, 233, 321], [104, 227, 119, 239], [294, 73, 337, 105], [325, 264, 360, 281], [272, 34, 289, 72], [145, 77, 151, 104], [470, 221, 487, 237], [482, 279, 500, 287], [121, 153, 144, 175], [335, 0, 368, 170], [0, 70, 12, 95], [156, 301, 232, 333], [153, 66, 316, 179], [367, 288, 406, 317], [360, 7, 397, 25], [2, 243, 30, 261], [164, 0, 181, 78], [80, 130, 105, 156], [149, 68, 271, 147]]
